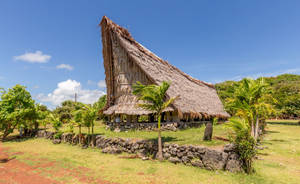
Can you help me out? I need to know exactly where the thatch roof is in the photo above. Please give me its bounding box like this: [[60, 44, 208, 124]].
[[100, 16, 229, 119]]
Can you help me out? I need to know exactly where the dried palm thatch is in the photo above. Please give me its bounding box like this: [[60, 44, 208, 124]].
[[100, 16, 230, 120]]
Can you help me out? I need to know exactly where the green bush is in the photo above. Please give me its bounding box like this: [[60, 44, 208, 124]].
[[227, 118, 257, 174], [54, 131, 63, 139]]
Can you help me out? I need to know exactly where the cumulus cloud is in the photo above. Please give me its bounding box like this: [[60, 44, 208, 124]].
[[56, 64, 74, 71], [87, 80, 94, 85], [14, 51, 51, 63], [36, 79, 105, 107], [97, 80, 106, 88]]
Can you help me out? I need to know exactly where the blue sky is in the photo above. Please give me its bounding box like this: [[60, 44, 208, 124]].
[[1, 0, 300, 108]]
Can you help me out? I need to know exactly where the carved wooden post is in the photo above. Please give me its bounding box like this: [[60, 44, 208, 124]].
[[203, 120, 213, 141]]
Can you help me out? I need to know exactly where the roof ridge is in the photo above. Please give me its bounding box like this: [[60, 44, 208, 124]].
[[100, 16, 215, 89]]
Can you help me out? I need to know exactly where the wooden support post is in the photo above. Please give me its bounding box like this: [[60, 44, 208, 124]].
[[172, 111, 180, 122], [149, 114, 155, 123], [166, 112, 171, 122], [133, 115, 138, 123], [127, 115, 132, 123], [161, 112, 165, 122]]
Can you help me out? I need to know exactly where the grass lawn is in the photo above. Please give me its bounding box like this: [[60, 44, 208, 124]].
[[2, 121, 300, 184], [266, 119, 299, 125], [51, 121, 229, 147]]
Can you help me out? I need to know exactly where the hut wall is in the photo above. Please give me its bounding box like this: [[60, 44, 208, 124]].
[[111, 33, 152, 105]]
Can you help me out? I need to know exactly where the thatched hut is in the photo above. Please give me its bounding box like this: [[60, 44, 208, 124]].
[[100, 16, 229, 127]]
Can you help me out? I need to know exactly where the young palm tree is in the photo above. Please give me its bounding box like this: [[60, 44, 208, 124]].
[[133, 81, 178, 161], [227, 78, 273, 139], [82, 104, 97, 146]]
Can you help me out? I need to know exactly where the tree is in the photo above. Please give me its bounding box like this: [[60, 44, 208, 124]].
[[93, 95, 107, 120], [216, 74, 300, 119], [0, 85, 36, 140], [48, 113, 62, 133], [54, 100, 75, 124], [226, 78, 273, 140], [132, 81, 177, 161], [35, 104, 50, 130]]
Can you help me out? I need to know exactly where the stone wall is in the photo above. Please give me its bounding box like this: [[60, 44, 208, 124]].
[[105, 121, 209, 132], [36, 130, 243, 172]]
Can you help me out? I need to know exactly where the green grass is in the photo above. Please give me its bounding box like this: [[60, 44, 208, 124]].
[[51, 121, 228, 147], [2, 120, 300, 184], [266, 119, 299, 125]]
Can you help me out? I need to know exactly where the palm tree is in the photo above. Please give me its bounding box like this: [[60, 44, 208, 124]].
[[133, 81, 178, 161], [226, 117, 256, 173], [226, 78, 273, 139], [82, 104, 97, 146]]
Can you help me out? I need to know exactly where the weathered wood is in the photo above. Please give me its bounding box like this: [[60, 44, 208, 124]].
[[166, 112, 171, 122], [172, 111, 180, 122], [149, 114, 155, 123], [133, 115, 138, 123], [203, 120, 213, 141], [127, 115, 132, 123]]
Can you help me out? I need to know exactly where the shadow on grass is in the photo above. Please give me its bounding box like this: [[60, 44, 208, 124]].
[[0, 156, 16, 163], [257, 152, 269, 156], [1, 135, 37, 143], [265, 130, 280, 134], [269, 139, 288, 143], [146, 136, 182, 143], [267, 122, 299, 126]]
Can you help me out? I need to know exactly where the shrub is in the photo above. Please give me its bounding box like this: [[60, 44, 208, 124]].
[[54, 131, 63, 139], [227, 117, 257, 174]]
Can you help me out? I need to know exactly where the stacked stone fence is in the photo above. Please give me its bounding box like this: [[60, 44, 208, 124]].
[[105, 121, 210, 132], [36, 130, 243, 172]]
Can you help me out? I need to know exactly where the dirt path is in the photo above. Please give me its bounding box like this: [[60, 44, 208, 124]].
[[0, 142, 117, 184]]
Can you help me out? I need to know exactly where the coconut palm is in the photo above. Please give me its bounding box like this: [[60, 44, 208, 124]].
[[133, 81, 178, 161]]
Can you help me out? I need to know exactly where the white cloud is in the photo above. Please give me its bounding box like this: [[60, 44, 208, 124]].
[[56, 64, 74, 71], [14, 51, 51, 63], [97, 80, 106, 88], [36, 79, 105, 107], [87, 80, 96, 85]]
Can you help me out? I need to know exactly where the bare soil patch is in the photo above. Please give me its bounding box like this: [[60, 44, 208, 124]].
[[0, 142, 117, 184]]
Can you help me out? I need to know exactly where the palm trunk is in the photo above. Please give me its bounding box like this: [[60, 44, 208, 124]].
[[157, 114, 163, 161], [79, 124, 82, 144], [91, 122, 94, 147], [254, 116, 259, 140], [88, 126, 90, 145], [251, 121, 255, 137]]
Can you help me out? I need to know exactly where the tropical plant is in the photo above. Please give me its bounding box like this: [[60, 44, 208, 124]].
[[226, 78, 273, 139], [132, 81, 177, 161], [215, 74, 300, 119], [226, 117, 257, 174], [0, 85, 36, 139], [48, 113, 62, 133]]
